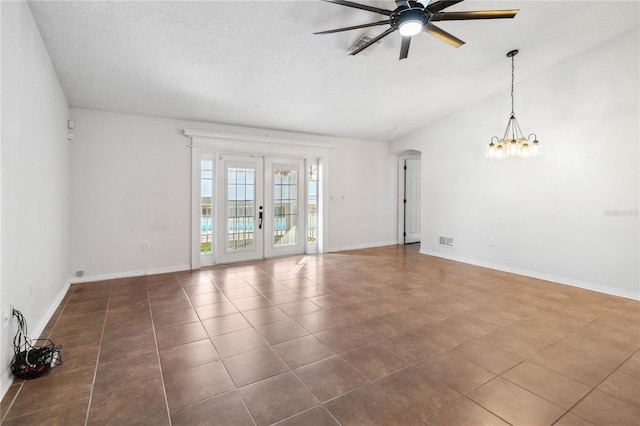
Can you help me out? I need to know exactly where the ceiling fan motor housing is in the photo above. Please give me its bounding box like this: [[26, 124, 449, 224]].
[[390, 1, 432, 31]]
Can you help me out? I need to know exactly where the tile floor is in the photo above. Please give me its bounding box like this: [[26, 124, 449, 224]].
[[1, 245, 639, 425]]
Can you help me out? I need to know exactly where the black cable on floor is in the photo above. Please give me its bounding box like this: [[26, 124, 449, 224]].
[[10, 309, 63, 380]]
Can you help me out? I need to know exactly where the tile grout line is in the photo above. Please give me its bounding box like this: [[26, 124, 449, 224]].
[[213, 269, 344, 425], [149, 275, 180, 426], [463, 310, 638, 426], [288, 275, 552, 424], [178, 272, 258, 425], [0, 381, 24, 423], [42, 286, 74, 341], [83, 282, 112, 426], [24, 249, 633, 425], [245, 266, 394, 426], [549, 349, 640, 425], [210, 272, 273, 426], [255, 266, 421, 424]]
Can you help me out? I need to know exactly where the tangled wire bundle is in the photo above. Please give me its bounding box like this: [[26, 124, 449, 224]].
[[10, 309, 62, 379]]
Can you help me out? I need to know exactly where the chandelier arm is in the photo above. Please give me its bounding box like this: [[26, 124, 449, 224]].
[[502, 115, 513, 140], [513, 115, 525, 139]]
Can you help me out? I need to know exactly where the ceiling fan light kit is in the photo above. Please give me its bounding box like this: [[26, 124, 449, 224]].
[[315, 0, 519, 60], [486, 49, 541, 160], [394, 8, 429, 36]]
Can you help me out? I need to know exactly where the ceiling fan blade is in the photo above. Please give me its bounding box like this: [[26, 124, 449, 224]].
[[424, 23, 465, 48], [321, 0, 393, 16], [314, 20, 391, 35], [399, 36, 411, 60], [432, 10, 518, 21], [426, 1, 465, 13], [350, 27, 396, 56]]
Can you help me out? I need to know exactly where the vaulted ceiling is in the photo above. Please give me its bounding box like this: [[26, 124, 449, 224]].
[[28, 1, 639, 141]]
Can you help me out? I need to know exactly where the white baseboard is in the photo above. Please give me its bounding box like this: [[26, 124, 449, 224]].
[[68, 264, 192, 285], [421, 249, 640, 301], [327, 241, 398, 253]]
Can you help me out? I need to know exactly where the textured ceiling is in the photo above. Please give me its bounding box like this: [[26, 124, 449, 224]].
[[28, 1, 639, 141]]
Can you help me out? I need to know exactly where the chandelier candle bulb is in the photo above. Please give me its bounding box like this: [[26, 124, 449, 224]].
[[531, 137, 541, 156], [487, 49, 541, 159], [487, 138, 497, 158], [508, 139, 519, 157]]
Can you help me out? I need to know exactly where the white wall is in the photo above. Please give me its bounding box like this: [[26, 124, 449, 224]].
[[328, 138, 398, 251], [69, 109, 397, 280], [69, 109, 192, 279], [1, 0, 70, 396], [390, 29, 639, 299]]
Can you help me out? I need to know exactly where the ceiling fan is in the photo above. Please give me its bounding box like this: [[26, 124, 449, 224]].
[[315, 0, 519, 60]]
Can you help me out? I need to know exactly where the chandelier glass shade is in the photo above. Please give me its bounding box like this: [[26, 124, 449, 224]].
[[487, 50, 540, 160]]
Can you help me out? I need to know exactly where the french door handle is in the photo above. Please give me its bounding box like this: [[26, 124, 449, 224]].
[[258, 211, 263, 229]]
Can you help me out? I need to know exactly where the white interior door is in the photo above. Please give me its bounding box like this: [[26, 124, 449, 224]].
[[264, 158, 305, 258], [404, 158, 421, 243], [215, 154, 264, 264]]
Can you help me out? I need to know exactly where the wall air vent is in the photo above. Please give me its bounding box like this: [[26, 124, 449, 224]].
[[439, 236, 454, 247]]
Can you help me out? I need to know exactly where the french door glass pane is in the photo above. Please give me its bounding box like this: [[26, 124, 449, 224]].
[[227, 167, 255, 251], [201, 160, 213, 253], [273, 168, 297, 246]]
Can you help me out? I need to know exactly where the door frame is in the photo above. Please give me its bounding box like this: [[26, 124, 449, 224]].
[[397, 152, 421, 245], [186, 128, 332, 269]]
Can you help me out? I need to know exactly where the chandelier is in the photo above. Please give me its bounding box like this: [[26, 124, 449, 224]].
[[487, 49, 540, 160]]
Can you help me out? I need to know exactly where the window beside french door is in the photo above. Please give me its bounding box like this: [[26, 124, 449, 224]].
[[307, 163, 318, 253], [200, 158, 214, 266], [198, 154, 316, 265]]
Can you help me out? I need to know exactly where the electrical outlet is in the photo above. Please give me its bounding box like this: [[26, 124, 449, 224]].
[[142, 241, 150, 250]]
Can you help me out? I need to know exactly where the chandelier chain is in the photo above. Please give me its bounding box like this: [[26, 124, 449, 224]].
[[511, 53, 515, 116]]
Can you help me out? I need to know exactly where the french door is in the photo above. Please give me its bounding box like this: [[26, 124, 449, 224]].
[[214, 154, 305, 264]]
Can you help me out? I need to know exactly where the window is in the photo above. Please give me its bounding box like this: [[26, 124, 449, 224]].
[[201, 160, 213, 253], [307, 163, 318, 245]]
